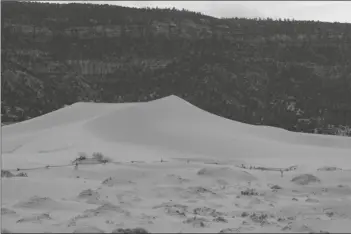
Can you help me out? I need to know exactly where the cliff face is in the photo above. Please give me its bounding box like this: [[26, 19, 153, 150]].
[[1, 2, 351, 135]]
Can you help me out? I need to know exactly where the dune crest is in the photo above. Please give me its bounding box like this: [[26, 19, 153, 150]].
[[3, 95, 351, 155], [84, 95, 351, 149]]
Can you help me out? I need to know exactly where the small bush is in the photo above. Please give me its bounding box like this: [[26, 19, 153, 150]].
[[241, 188, 259, 196], [77, 152, 87, 160], [314, 125, 351, 137], [213, 216, 228, 223], [74, 152, 111, 165], [317, 166, 342, 171], [270, 185, 282, 190], [1, 170, 15, 178], [16, 172, 28, 177], [111, 228, 149, 233], [219, 228, 240, 233], [334, 125, 351, 136], [250, 212, 269, 223], [92, 152, 111, 163], [92, 152, 104, 160]]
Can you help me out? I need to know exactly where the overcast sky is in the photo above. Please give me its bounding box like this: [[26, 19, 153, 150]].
[[47, 1, 351, 23]]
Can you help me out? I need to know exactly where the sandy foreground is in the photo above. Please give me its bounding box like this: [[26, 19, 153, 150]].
[[2, 95, 351, 233]]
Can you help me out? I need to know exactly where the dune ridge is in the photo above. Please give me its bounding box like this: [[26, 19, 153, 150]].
[[84, 95, 351, 149], [4, 95, 351, 150]]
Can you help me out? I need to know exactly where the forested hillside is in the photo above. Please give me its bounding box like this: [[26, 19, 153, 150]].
[[2, 2, 351, 136]]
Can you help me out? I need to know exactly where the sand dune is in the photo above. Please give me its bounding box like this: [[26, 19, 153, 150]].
[[2, 102, 135, 136], [2, 95, 351, 232], [86, 95, 351, 148]]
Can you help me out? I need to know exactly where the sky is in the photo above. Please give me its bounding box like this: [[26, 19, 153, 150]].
[[43, 1, 351, 23]]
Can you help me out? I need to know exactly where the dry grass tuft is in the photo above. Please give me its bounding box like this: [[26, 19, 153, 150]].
[[111, 227, 149, 233]]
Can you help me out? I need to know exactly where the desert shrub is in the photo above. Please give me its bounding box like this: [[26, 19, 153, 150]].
[[16, 172, 28, 177], [213, 216, 228, 223], [334, 125, 351, 136], [219, 228, 240, 233], [92, 152, 111, 163], [102, 177, 112, 185], [77, 152, 87, 160], [270, 184, 282, 190], [92, 152, 104, 160], [315, 125, 351, 137], [1, 170, 15, 178], [317, 166, 342, 171], [250, 212, 268, 223], [111, 228, 149, 233], [78, 189, 96, 198], [241, 188, 259, 196]]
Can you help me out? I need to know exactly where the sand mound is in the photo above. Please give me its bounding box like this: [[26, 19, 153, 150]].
[[77, 189, 100, 204], [86, 202, 130, 217], [83, 95, 257, 158], [101, 177, 135, 187], [285, 223, 317, 233], [178, 186, 223, 200], [183, 216, 209, 228], [219, 228, 240, 233], [197, 167, 256, 182], [69, 202, 131, 227], [163, 174, 191, 184], [116, 190, 143, 206], [78, 189, 99, 198], [16, 212, 52, 224], [291, 174, 321, 185], [193, 207, 224, 217], [13, 196, 61, 210], [73, 226, 105, 233], [153, 202, 189, 217], [2, 102, 134, 137], [305, 198, 319, 203], [82, 95, 351, 151]]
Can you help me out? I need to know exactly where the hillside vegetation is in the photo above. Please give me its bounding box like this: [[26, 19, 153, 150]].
[[1, 1, 351, 136]]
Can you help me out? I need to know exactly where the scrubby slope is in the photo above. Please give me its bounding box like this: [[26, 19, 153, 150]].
[[2, 1, 351, 136]]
